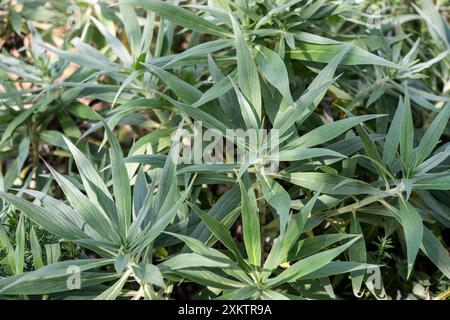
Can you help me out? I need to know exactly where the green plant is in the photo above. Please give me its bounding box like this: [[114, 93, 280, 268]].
[[0, 0, 449, 300], [0, 127, 196, 299]]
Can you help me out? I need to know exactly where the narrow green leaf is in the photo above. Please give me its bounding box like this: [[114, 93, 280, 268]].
[[230, 14, 262, 119], [238, 179, 261, 267], [0, 192, 87, 241], [194, 207, 247, 269], [400, 88, 414, 171], [420, 227, 450, 279], [14, 214, 25, 274], [124, 0, 230, 36], [30, 226, 44, 270], [288, 234, 356, 261], [266, 237, 360, 287], [277, 172, 383, 196], [119, 3, 141, 62], [349, 213, 366, 297], [255, 46, 293, 104], [289, 43, 399, 68], [95, 269, 132, 300], [399, 196, 423, 279], [414, 103, 450, 167], [132, 263, 166, 288], [44, 163, 119, 243], [0, 259, 114, 295], [285, 114, 383, 150], [104, 123, 132, 238], [269, 147, 346, 162], [91, 16, 131, 66], [382, 98, 404, 165], [259, 175, 290, 237]]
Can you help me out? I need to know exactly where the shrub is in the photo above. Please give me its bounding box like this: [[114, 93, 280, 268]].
[[0, 0, 449, 300]]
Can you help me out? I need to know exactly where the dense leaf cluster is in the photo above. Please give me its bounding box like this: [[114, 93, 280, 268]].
[[0, 0, 449, 300]]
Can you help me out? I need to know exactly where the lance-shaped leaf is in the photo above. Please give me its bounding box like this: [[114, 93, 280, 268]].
[[420, 227, 450, 279], [238, 179, 261, 268], [382, 98, 404, 166], [255, 45, 293, 104], [277, 172, 384, 196], [274, 45, 351, 134], [104, 122, 132, 238], [91, 17, 131, 67], [413, 173, 450, 190], [266, 236, 360, 288], [230, 14, 262, 119], [124, 0, 231, 37], [119, 3, 141, 62], [261, 190, 321, 282], [414, 103, 450, 167], [30, 226, 44, 270], [0, 259, 115, 295], [267, 148, 346, 162], [289, 43, 399, 68], [194, 206, 247, 270], [399, 196, 423, 279], [165, 232, 252, 285], [349, 213, 367, 297], [259, 175, 290, 237], [285, 114, 383, 150], [0, 192, 89, 242], [63, 136, 118, 225], [400, 88, 414, 172]]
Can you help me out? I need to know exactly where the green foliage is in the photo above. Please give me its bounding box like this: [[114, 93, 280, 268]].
[[0, 0, 449, 300]]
